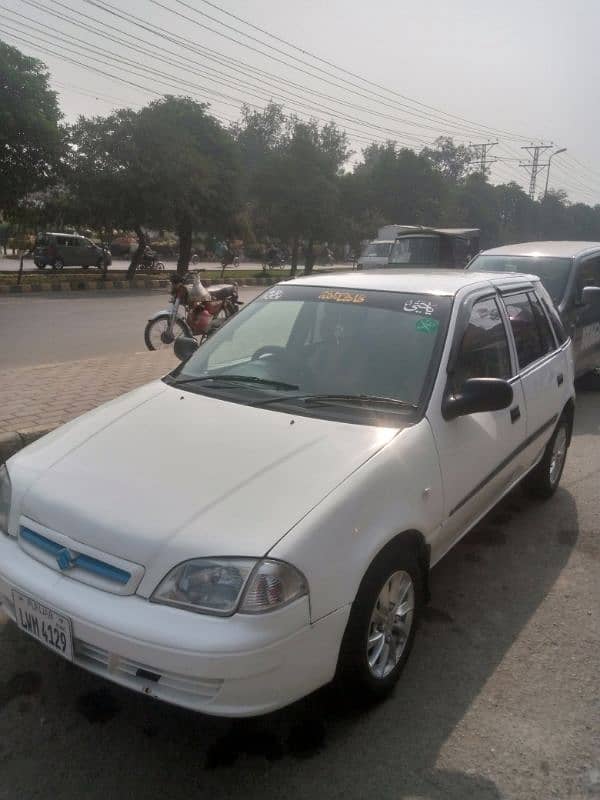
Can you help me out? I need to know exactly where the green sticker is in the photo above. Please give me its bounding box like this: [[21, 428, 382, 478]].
[[416, 318, 439, 333]]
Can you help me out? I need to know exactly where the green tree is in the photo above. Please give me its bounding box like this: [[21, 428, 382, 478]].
[[68, 97, 240, 276], [0, 41, 64, 216], [420, 136, 474, 181], [254, 118, 349, 275]]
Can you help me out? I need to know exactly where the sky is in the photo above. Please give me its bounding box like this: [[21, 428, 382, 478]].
[[3, 0, 600, 205]]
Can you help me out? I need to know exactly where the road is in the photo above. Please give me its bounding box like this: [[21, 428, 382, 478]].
[[0, 288, 260, 369]]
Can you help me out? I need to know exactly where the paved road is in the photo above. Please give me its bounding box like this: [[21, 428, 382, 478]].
[[0, 256, 349, 274], [0, 288, 260, 369], [0, 386, 598, 799]]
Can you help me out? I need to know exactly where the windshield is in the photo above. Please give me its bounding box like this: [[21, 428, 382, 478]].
[[167, 284, 452, 424], [362, 242, 392, 258], [468, 254, 572, 305], [389, 236, 440, 266]]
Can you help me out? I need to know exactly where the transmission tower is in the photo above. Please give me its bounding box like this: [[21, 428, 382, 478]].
[[469, 141, 498, 175], [520, 144, 553, 200]]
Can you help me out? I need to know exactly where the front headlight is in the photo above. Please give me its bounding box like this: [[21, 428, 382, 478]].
[[0, 465, 12, 534], [151, 558, 307, 616]]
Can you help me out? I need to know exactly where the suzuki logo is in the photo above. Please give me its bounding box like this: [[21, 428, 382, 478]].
[[56, 547, 76, 571]]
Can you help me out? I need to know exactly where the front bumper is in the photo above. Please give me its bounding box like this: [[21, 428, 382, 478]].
[[0, 533, 349, 717]]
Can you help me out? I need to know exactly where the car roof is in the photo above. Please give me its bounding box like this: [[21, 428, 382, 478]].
[[284, 269, 539, 297], [41, 231, 81, 237], [480, 241, 600, 258], [393, 226, 479, 237]]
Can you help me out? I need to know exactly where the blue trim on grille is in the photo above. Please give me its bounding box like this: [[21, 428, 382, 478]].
[[20, 527, 131, 585]]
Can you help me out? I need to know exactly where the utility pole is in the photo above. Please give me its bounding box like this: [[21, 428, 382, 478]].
[[520, 144, 553, 200], [469, 141, 498, 176]]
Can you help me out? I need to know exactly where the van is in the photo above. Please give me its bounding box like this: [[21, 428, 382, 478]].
[[33, 233, 112, 270]]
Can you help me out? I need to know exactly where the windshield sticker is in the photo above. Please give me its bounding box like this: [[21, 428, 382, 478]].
[[403, 299, 436, 316], [318, 290, 366, 304], [264, 287, 284, 300], [416, 318, 439, 334]]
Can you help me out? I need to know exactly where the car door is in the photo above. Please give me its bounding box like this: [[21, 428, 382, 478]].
[[573, 255, 600, 372], [500, 290, 566, 471], [427, 291, 527, 562]]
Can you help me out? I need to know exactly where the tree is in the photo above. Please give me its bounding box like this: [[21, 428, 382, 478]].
[[254, 118, 349, 274], [68, 97, 240, 276], [421, 136, 474, 182], [0, 41, 64, 216]]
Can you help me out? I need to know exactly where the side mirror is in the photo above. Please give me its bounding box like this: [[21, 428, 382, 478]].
[[174, 336, 199, 362], [442, 378, 513, 421], [581, 285, 600, 306]]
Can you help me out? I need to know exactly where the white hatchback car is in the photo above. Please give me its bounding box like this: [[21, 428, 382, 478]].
[[0, 270, 575, 717]]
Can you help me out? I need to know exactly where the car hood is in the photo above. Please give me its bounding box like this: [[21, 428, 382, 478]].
[[17, 382, 400, 574]]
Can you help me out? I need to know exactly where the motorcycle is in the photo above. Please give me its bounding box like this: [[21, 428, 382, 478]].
[[139, 247, 165, 271], [144, 272, 242, 354]]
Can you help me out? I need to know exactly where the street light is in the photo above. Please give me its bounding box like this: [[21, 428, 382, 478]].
[[544, 147, 567, 200]]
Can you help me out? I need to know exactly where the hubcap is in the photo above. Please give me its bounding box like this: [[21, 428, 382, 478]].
[[367, 570, 414, 679], [549, 425, 567, 486]]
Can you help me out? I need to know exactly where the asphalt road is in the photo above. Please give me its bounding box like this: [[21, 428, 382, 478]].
[[0, 385, 598, 799], [0, 288, 261, 369]]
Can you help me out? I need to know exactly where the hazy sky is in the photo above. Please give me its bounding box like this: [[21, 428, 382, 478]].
[[4, 0, 600, 204]]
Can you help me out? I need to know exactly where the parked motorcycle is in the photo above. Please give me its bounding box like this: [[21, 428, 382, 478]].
[[144, 272, 241, 353]]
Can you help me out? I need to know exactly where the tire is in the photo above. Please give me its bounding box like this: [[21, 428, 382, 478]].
[[35, 261, 45, 270], [335, 540, 424, 703], [53, 258, 64, 271], [154, 261, 165, 271], [144, 315, 188, 351], [522, 415, 571, 499]]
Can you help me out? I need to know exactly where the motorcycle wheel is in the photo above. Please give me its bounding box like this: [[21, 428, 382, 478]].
[[144, 314, 188, 351]]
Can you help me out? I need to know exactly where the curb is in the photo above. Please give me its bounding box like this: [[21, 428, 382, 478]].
[[0, 276, 284, 295], [0, 427, 53, 465]]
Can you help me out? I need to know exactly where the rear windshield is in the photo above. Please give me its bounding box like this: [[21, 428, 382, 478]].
[[468, 255, 572, 305], [389, 237, 440, 266]]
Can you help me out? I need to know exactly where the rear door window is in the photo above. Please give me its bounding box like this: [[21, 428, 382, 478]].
[[453, 296, 512, 387], [502, 293, 548, 370]]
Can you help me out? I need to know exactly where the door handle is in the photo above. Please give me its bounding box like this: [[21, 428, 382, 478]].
[[557, 373, 564, 386], [510, 406, 521, 423]]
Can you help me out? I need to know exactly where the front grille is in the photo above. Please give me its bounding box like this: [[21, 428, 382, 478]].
[[21, 528, 131, 585], [17, 521, 144, 596], [75, 640, 223, 705]]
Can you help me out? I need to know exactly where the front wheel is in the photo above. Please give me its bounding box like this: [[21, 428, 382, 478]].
[[144, 314, 188, 351], [53, 258, 64, 271], [522, 415, 570, 498], [154, 260, 165, 271], [335, 542, 423, 702]]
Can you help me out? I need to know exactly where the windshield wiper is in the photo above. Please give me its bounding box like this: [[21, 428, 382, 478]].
[[172, 374, 299, 391], [255, 393, 417, 409]]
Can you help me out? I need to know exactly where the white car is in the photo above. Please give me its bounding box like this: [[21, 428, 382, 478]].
[[0, 270, 575, 717]]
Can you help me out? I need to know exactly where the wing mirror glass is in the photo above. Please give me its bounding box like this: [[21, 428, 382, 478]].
[[174, 336, 199, 362], [443, 378, 513, 421]]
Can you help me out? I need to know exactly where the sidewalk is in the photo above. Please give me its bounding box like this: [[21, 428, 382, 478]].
[[0, 350, 177, 437]]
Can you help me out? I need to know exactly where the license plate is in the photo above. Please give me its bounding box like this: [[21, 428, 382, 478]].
[[12, 590, 73, 662]]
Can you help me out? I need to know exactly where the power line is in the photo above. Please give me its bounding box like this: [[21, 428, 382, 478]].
[[6, 3, 434, 147], [174, 0, 535, 143]]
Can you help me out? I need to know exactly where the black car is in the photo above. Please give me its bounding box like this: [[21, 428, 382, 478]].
[[467, 241, 600, 377]]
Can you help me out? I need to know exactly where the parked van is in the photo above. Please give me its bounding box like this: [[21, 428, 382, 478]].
[[357, 240, 394, 269], [33, 232, 112, 270]]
